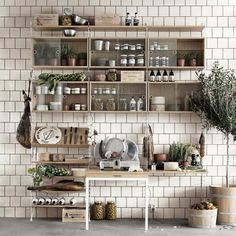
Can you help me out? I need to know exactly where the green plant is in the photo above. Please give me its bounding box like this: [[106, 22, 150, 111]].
[[34, 43, 47, 58], [28, 165, 71, 187], [78, 52, 87, 60], [188, 51, 200, 60], [67, 47, 77, 59], [176, 51, 186, 59], [47, 46, 60, 58], [61, 44, 70, 59], [189, 62, 236, 187], [38, 72, 86, 91], [168, 142, 191, 162]]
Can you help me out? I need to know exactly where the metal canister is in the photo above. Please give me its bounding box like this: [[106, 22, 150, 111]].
[[105, 201, 117, 220], [91, 201, 105, 220]]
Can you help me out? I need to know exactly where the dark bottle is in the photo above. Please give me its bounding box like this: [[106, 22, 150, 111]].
[[125, 12, 132, 26], [162, 70, 168, 82], [156, 69, 162, 82], [169, 70, 175, 82], [133, 12, 139, 26], [149, 70, 155, 82]]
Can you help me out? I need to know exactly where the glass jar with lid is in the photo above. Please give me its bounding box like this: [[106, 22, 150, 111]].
[[107, 69, 118, 81], [93, 98, 103, 111], [120, 55, 127, 66], [111, 88, 117, 95], [114, 43, 120, 50], [106, 98, 116, 111], [136, 44, 143, 50], [129, 44, 135, 51], [119, 98, 128, 111], [136, 54, 144, 66], [128, 54, 135, 66], [121, 44, 129, 50]]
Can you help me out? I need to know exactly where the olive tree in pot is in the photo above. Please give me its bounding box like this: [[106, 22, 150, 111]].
[[189, 62, 236, 226]]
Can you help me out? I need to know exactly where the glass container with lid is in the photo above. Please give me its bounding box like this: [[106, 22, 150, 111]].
[[120, 54, 127, 66], [128, 54, 135, 66], [93, 98, 103, 111], [107, 69, 118, 81], [119, 98, 127, 111], [136, 54, 144, 66], [106, 98, 116, 111]]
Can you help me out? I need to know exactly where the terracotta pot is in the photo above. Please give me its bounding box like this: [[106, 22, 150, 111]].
[[177, 58, 185, 67], [189, 58, 197, 66], [61, 59, 67, 66], [180, 161, 190, 167], [153, 153, 167, 163], [35, 58, 45, 65], [78, 59, 87, 66], [48, 58, 60, 66], [67, 58, 76, 66]]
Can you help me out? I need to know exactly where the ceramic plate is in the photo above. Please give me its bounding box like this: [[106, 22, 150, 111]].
[[35, 127, 62, 144]]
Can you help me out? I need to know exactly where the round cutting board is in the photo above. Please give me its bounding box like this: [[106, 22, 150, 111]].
[[35, 127, 62, 144]]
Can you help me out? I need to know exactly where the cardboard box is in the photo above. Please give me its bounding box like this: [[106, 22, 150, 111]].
[[62, 208, 85, 223], [121, 71, 145, 82], [95, 15, 120, 26], [33, 14, 59, 26]]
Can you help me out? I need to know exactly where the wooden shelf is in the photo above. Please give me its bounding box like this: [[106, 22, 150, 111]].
[[148, 111, 195, 113], [148, 66, 204, 70], [89, 66, 146, 69], [29, 189, 85, 193], [148, 80, 200, 84], [32, 160, 90, 165], [32, 110, 88, 113], [31, 142, 89, 148], [33, 25, 204, 32], [32, 66, 88, 69], [32, 203, 85, 208]]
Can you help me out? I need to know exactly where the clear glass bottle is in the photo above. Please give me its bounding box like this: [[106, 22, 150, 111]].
[[133, 12, 139, 26], [149, 70, 155, 82], [125, 12, 132, 26], [129, 97, 136, 111], [149, 56, 153, 66], [106, 98, 116, 111], [162, 69, 168, 82], [137, 97, 144, 111], [169, 70, 175, 82], [155, 69, 162, 82]]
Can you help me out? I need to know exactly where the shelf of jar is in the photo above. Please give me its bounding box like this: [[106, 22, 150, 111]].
[[90, 110, 147, 113], [91, 50, 145, 53], [32, 203, 85, 208], [32, 25, 204, 32], [89, 66, 146, 69], [32, 36, 88, 40], [147, 66, 204, 70], [147, 110, 195, 113], [32, 110, 89, 113], [90, 81, 146, 84], [147, 80, 200, 84], [31, 142, 89, 148], [32, 160, 90, 165]]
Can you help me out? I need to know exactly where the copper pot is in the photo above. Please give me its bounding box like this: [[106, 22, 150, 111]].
[[153, 153, 167, 163]]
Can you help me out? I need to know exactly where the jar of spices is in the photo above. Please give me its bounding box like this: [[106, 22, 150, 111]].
[[81, 104, 87, 111], [111, 88, 117, 95], [149, 56, 153, 66], [106, 98, 116, 111], [119, 98, 127, 111], [120, 54, 127, 66], [81, 87, 87, 94], [97, 88, 103, 95], [105, 88, 111, 95], [121, 44, 129, 50], [93, 88, 98, 95], [128, 54, 135, 66], [136, 54, 144, 66], [136, 44, 142, 50], [107, 69, 118, 81], [94, 98, 103, 111], [129, 44, 135, 51]]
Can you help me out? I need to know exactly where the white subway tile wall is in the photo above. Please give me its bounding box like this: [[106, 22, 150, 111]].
[[0, 0, 235, 219]]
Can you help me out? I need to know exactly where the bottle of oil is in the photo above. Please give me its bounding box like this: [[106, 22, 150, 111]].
[[125, 12, 132, 26]]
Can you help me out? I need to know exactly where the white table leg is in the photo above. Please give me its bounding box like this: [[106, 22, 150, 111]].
[[145, 178, 149, 231], [30, 206, 34, 222], [85, 178, 89, 230]]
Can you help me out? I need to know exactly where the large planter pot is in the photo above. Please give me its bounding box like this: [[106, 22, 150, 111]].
[[78, 59, 87, 66], [189, 58, 197, 66], [188, 208, 217, 228], [48, 58, 60, 66], [164, 162, 179, 171], [67, 58, 76, 66], [210, 185, 236, 226], [177, 58, 185, 67]]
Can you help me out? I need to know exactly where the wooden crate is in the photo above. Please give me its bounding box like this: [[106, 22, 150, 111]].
[[33, 14, 59, 26], [121, 71, 145, 82], [62, 208, 85, 223], [95, 15, 120, 26]]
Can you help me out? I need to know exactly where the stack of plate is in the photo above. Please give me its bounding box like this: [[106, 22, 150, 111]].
[[151, 96, 165, 111]]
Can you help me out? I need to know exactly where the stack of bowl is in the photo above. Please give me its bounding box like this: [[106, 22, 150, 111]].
[[151, 96, 165, 111]]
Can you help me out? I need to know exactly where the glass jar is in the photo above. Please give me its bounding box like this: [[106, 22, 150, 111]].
[[107, 69, 118, 81], [121, 44, 129, 50], [119, 98, 127, 111], [93, 88, 98, 95], [81, 87, 86, 94], [155, 56, 160, 66], [149, 56, 153, 66], [94, 98, 103, 111], [136, 43, 142, 50], [120, 54, 127, 66], [114, 43, 120, 50], [111, 88, 117, 95], [128, 54, 135, 66], [81, 104, 87, 111], [136, 54, 144, 66], [97, 88, 103, 95], [129, 44, 135, 51], [106, 98, 116, 111]]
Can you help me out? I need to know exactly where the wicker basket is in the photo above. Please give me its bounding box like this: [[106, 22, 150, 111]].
[[106, 202, 117, 220], [91, 202, 105, 220]]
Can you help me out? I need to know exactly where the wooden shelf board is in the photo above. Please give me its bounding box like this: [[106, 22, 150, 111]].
[[32, 110, 88, 113], [32, 36, 88, 40], [90, 66, 146, 69], [90, 81, 146, 84], [32, 25, 204, 32], [148, 169, 207, 176], [32, 203, 85, 208], [90, 111, 147, 113], [32, 160, 89, 165], [32, 66, 88, 69], [29, 189, 85, 193], [31, 143, 89, 148], [32, 80, 89, 84], [147, 66, 204, 70], [148, 80, 200, 84], [148, 111, 195, 113]]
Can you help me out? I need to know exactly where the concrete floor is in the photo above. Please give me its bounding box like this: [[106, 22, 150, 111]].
[[0, 218, 235, 236]]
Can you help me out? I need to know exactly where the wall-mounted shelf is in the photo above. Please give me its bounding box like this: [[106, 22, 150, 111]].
[[32, 203, 85, 208]]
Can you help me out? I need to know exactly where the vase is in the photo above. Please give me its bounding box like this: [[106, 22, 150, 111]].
[[67, 58, 76, 66], [177, 58, 185, 67]]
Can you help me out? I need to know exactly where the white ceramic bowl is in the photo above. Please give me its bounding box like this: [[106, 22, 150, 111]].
[[151, 96, 165, 104], [71, 168, 87, 177], [49, 102, 62, 111], [164, 162, 179, 171]]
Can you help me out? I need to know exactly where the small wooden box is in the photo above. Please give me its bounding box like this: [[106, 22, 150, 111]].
[[62, 208, 85, 223], [121, 71, 145, 82], [33, 14, 59, 26], [95, 15, 120, 26]]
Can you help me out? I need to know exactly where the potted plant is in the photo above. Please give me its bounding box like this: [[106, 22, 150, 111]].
[[189, 62, 236, 225], [165, 142, 191, 170], [188, 51, 200, 66], [67, 47, 77, 66], [47, 46, 60, 66], [61, 43, 70, 66], [176, 51, 186, 67], [78, 52, 87, 66], [33, 43, 47, 65], [189, 200, 217, 228]]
